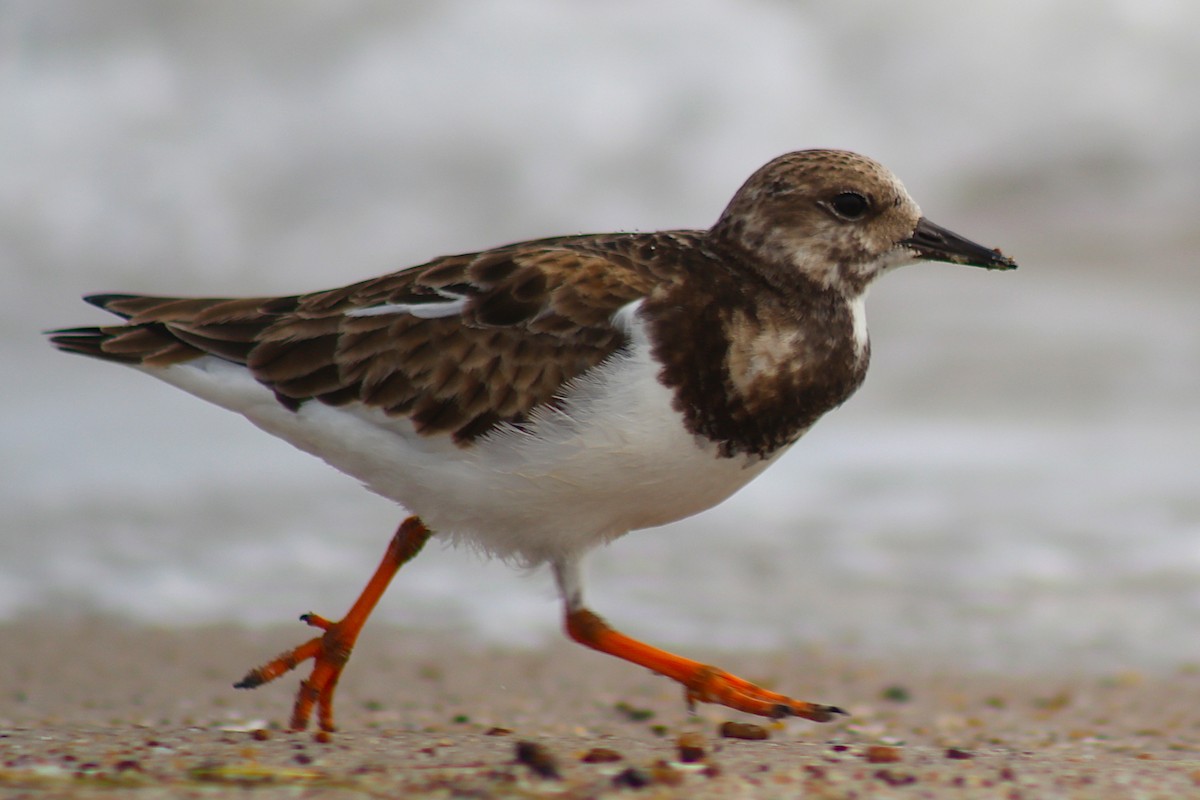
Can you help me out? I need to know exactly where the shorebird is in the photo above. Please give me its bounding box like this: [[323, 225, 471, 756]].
[[49, 149, 1017, 732]]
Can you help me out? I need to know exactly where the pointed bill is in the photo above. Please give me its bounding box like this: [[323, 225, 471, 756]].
[[904, 217, 1018, 270]]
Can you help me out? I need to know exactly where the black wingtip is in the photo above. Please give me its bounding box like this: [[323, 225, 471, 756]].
[[45, 326, 105, 343], [83, 294, 140, 318]]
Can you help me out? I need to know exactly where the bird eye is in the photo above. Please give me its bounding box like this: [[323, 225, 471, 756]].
[[828, 192, 870, 220]]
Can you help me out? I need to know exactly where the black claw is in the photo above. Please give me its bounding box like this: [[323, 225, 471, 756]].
[[233, 673, 263, 690], [802, 703, 849, 723], [299, 613, 313, 623]]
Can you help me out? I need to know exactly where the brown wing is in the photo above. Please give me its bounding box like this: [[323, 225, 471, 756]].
[[50, 234, 685, 443]]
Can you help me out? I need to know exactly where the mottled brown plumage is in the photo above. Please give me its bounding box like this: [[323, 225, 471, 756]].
[[51, 234, 861, 457], [54, 234, 674, 443]]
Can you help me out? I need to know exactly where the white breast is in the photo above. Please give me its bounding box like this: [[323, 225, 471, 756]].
[[848, 290, 869, 356], [143, 305, 781, 565]]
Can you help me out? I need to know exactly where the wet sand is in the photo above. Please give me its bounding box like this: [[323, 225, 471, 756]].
[[3, 617, 1200, 798]]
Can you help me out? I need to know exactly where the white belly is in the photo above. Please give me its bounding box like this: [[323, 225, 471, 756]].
[[144, 321, 781, 565]]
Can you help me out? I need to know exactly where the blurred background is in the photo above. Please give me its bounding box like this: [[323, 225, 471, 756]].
[[3, 0, 1197, 672]]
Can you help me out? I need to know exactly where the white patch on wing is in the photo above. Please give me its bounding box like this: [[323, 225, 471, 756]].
[[347, 296, 468, 319], [611, 298, 644, 334], [137, 303, 783, 567]]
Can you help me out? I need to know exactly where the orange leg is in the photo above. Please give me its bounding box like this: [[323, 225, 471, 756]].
[[234, 516, 431, 731], [565, 608, 845, 722]]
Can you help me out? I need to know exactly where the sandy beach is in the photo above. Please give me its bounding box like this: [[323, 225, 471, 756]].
[[3, 618, 1200, 798]]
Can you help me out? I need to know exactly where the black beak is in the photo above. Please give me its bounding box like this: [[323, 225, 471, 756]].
[[904, 217, 1017, 271]]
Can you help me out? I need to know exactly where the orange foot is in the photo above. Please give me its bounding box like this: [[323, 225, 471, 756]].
[[234, 516, 431, 731], [566, 609, 845, 722]]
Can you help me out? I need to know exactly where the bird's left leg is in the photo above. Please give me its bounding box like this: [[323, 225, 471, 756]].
[[235, 515, 432, 732], [553, 558, 845, 722]]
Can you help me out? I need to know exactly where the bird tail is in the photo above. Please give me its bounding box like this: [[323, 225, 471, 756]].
[[46, 293, 286, 367]]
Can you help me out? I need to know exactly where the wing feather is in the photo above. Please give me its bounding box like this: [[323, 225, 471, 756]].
[[64, 234, 686, 443]]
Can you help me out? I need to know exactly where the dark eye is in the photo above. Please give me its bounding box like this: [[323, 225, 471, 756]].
[[828, 192, 870, 220]]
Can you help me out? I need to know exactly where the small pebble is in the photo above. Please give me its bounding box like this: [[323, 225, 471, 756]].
[[612, 766, 651, 789], [863, 745, 902, 763], [719, 721, 769, 740], [581, 747, 623, 763], [515, 740, 560, 780], [677, 731, 706, 762], [874, 768, 917, 787], [650, 760, 683, 786], [614, 701, 655, 722]]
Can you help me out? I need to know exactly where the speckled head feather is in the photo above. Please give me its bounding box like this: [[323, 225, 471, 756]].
[[710, 150, 925, 295]]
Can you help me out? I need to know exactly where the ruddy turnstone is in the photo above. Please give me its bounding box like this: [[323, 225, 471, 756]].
[[49, 149, 1017, 732]]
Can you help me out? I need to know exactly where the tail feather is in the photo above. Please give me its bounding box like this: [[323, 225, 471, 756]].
[[47, 326, 139, 362], [48, 293, 271, 367]]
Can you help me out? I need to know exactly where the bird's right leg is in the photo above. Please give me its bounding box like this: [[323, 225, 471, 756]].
[[553, 558, 845, 722]]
